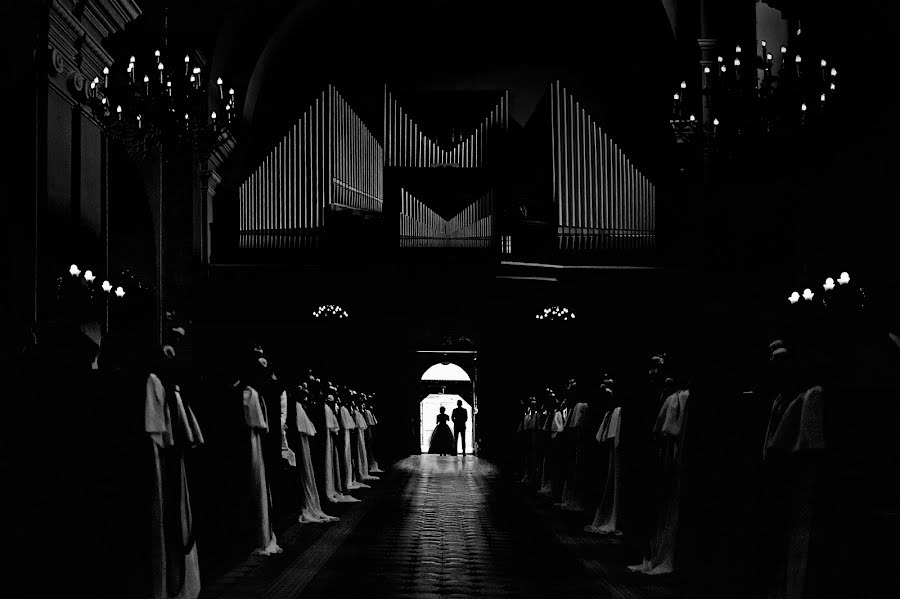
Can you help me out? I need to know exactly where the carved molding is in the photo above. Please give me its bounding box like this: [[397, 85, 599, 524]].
[[47, 0, 141, 104]]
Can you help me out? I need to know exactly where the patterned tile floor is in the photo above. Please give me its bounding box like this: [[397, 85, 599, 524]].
[[296, 455, 667, 599], [207, 455, 685, 599]]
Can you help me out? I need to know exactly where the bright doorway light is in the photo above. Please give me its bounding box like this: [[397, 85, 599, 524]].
[[420, 394, 474, 455]]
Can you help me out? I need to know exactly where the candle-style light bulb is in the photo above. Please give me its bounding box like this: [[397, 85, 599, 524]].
[[101, 280, 112, 292], [137, 114, 142, 129], [143, 74, 150, 93], [157, 61, 165, 84], [184, 54, 190, 75], [211, 111, 217, 123], [116, 105, 122, 120], [103, 66, 109, 87], [788, 291, 800, 304], [830, 82, 836, 91], [801, 103, 807, 111], [69, 264, 81, 277], [824, 277, 836, 291], [761, 40, 767, 48], [766, 53, 773, 62], [129, 55, 136, 64], [717, 55, 723, 63], [689, 114, 696, 122], [680, 81, 686, 89], [838, 272, 850, 285], [820, 93, 826, 102], [734, 58, 741, 66], [780, 45, 787, 54], [84, 270, 95, 282], [115, 286, 125, 298], [703, 66, 710, 74], [673, 93, 680, 101], [720, 65, 727, 73], [166, 80, 172, 96], [802, 288, 814, 301], [154, 49, 161, 63], [735, 44, 742, 53], [189, 75, 196, 85], [830, 67, 837, 77]]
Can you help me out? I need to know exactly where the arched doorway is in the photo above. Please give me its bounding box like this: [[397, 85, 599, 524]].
[[419, 362, 476, 455]]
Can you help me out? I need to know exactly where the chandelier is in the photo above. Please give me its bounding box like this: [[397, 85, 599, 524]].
[[85, 10, 238, 159], [313, 305, 349, 319], [535, 306, 575, 321], [670, 27, 840, 146]]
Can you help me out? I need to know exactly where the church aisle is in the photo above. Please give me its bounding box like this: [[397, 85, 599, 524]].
[[294, 454, 678, 599]]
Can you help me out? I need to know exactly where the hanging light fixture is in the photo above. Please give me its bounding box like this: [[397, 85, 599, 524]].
[[669, 23, 842, 149], [535, 306, 576, 321], [89, 7, 239, 159], [313, 305, 349, 319]]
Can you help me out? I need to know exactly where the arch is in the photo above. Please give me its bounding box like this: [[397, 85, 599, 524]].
[[421, 362, 471, 382]]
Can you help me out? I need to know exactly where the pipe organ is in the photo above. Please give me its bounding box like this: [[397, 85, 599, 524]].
[[384, 87, 508, 168], [549, 81, 656, 251], [238, 85, 383, 248], [399, 189, 495, 248]]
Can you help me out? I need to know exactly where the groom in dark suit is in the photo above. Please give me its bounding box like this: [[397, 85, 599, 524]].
[[452, 400, 468, 456]]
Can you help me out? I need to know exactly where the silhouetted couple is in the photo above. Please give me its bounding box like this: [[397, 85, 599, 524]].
[[428, 401, 468, 456]]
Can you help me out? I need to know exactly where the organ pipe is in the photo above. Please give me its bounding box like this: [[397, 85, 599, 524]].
[[546, 81, 656, 250], [237, 85, 385, 244]]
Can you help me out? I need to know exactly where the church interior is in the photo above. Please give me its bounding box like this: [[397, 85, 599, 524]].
[[3, 0, 899, 597]]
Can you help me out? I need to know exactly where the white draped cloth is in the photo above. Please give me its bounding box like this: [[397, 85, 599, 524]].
[[242, 386, 282, 555], [353, 410, 379, 482], [295, 403, 338, 523], [629, 390, 690, 576], [364, 409, 384, 473], [145, 374, 203, 599], [279, 392, 296, 467], [763, 386, 826, 599], [587, 407, 623, 535], [339, 406, 369, 490], [323, 404, 358, 503], [560, 402, 590, 510], [538, 409, 565, 495]]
